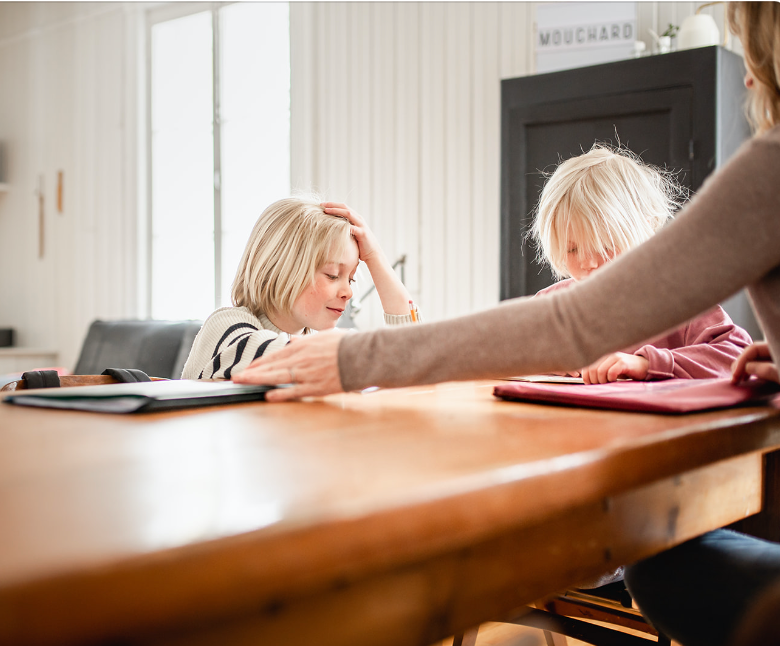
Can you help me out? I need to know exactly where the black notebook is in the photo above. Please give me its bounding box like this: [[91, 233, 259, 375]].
[[3, 380, 279, 414]]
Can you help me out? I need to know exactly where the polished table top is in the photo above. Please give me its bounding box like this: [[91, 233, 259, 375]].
[[1, 381, 780, 645]]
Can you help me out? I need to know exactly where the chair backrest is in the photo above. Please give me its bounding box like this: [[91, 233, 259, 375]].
[[73, 320, 203, 379]]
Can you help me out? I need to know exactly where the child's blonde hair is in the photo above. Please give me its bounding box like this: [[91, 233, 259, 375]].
[[532, 145, 686, 280], [231, 196, 353, 319]]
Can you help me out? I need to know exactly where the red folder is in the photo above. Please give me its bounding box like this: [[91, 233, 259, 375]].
[[493, 378, 780, 414]]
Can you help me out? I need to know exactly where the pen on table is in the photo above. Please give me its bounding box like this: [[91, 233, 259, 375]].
[[409, 300, 418, 323]]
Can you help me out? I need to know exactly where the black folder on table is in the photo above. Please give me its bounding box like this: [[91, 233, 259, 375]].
[[2, 380, 279, 414]]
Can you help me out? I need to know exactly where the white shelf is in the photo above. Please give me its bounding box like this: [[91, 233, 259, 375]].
[[0, 348, 59, 375], [0, 348, 58, 356]]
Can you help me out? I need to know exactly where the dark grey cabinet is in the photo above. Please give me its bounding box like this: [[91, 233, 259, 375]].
[[500, 45, 759, 338]]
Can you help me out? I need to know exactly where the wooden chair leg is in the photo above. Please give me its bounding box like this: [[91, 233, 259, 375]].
[[543, 629, 568, 646], [452, 627, 479, 646]]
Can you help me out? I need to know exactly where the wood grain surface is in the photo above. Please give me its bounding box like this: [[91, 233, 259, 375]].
[[0, 381, 778, 645]]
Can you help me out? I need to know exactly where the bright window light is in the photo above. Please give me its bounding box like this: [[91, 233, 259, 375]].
[[220, 2, 291, 308], [149, 4, 291, 321]]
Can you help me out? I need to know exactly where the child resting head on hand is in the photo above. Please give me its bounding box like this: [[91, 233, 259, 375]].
[[531, 144, 752, 384], [182, 196, 417, 381]]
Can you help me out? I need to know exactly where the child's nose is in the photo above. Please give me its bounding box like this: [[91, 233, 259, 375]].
[[340, 282, 353, 300], [582, 254, 600, 269]]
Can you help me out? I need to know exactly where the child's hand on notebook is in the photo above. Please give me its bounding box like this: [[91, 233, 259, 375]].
[[581, 352, 649, 384], [732, 342, 780, 384]]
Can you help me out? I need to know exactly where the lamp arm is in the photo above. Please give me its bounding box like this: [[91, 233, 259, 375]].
[[351, 254, 407, 312]]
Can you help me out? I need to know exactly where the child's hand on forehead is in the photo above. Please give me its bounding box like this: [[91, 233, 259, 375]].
[[322, 202, 412, 317], [321, 203, 382, 265]]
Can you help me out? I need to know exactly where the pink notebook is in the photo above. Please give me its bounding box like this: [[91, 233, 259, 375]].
[[493, 378, 780, 414]]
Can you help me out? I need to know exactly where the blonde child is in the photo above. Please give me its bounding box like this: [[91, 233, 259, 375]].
[[181, 197, 416, 380], [532, 144, 752, 384]]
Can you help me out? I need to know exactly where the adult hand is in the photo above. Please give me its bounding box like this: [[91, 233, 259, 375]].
[[732, 341, 780, 384], [581, 352, 649, 384], [321, 202, 381, 265], [233, 330, 346, 401]]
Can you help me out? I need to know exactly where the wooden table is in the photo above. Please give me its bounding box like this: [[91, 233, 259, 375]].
[[1, 381, 780, 646]]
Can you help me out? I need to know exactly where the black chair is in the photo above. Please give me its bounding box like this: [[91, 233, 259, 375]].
[[73, 319, 202, 379], [729, 576, 780, 646]]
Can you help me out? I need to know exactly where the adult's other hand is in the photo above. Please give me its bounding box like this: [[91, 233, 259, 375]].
[[732, 341, 780, 384]]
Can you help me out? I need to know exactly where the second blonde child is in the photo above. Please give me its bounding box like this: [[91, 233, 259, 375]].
[[532, 145, 752, 384]]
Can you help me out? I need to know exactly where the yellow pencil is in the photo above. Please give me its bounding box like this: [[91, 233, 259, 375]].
[[409, 300, 418, 322]]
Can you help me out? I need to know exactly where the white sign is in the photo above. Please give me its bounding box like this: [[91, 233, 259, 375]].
[[536, 2, 637, 74]]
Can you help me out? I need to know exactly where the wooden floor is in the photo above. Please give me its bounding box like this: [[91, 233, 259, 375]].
[[435, 623, 549, 646], [435, 620, 681, 646]]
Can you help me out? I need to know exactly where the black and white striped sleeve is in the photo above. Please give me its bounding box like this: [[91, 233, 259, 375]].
[[180, 310, 289, 380]]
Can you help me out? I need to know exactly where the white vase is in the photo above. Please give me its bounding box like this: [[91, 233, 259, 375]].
[[678, 13, 720, 50]]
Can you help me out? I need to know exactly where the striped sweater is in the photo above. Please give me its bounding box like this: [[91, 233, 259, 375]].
[[181, 306, 417, 380]]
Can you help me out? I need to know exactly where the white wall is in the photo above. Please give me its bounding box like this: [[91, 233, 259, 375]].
[[0, 2, 734, 370], [291, 2, 535, 328], [289, 1, 732, 329], [0, 2, 142, 369]]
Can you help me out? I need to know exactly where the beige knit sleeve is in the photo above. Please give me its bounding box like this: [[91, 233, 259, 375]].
[[383, 310, 422, 326]]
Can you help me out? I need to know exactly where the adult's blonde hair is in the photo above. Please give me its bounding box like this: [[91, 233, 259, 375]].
[[532, 145, 686, 280], [727, 2, 780, 134], [231, 196, 353, 319]]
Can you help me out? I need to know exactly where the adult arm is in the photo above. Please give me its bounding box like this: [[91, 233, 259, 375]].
[[235, 130, 780, 397], [337, 131, 780, 391]]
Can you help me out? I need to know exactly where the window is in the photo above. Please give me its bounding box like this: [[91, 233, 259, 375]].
[[148, 3, 290, 320]]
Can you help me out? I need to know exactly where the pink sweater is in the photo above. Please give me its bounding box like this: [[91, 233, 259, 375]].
[[535, 279, 752, 380]]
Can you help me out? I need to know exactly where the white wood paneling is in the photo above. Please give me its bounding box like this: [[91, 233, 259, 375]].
[[472, 3, 501, 313], [291, 1, 539, 326], [418, 2, 447, 323], [444, 2, 472, 320], [0, 2, 141, 370], [289, 2, 315, 192], [394, 1, 420, 300]]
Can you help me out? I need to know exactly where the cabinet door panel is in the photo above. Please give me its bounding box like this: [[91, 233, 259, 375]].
[[505, 87, 692, 298]]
